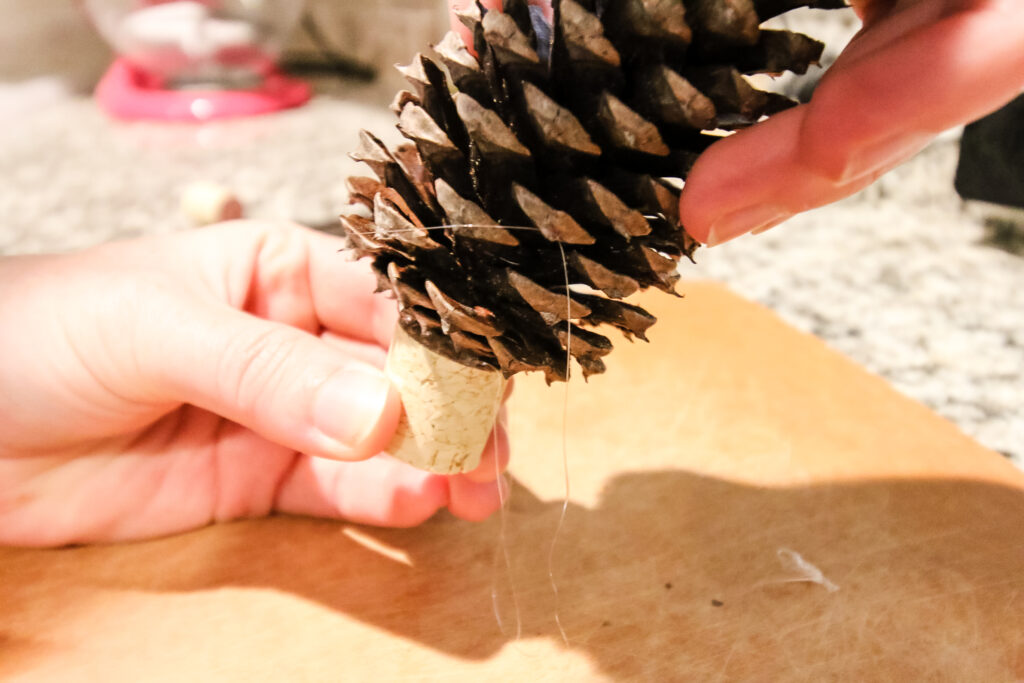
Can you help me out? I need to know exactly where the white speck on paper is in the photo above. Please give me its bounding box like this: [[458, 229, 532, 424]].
[[775, 547, 839, 593]]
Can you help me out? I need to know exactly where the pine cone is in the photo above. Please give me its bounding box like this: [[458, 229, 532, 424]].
[[341, 0, 844, 383]]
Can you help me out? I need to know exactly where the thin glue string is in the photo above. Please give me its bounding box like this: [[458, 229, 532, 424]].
[[348, 218, 574, 643], [490, 379, 523, 641], [545, 242, 572, 646], [346, 222, 547, 236]]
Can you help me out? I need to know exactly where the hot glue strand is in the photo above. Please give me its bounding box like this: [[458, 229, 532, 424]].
[[548, 241, 572, 646], [491, 379, 522, 641]]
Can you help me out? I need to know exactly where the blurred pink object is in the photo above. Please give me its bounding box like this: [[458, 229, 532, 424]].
[[95, 57, 309, 120], [85, 0, 310, 120]]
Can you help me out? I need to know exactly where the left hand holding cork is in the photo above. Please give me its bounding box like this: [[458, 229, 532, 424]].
[[0, 221, 508, 547]]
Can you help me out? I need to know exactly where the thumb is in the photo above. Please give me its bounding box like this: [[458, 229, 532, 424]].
[[141, 296, 402, 461], [449, 0, 501, 47]]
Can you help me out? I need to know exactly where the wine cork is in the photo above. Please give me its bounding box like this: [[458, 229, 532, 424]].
[[181, 181, 244, 225], [385, 324, 506, 474]]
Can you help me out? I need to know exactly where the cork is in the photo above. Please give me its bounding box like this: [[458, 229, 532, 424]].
[[385, 323, 507, 473], [181, 181, 244, 225]]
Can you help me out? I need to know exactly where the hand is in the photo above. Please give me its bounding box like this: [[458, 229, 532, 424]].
[[0, 221, 509, 547], [681, 0, 1024, 245], [448, 0, 1024, 245]]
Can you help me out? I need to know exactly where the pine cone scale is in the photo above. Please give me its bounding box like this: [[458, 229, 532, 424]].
[[340, 0, 841, 381]]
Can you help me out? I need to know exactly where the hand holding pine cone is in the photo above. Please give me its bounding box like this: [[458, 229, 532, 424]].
[[338, 0, 843, 471]]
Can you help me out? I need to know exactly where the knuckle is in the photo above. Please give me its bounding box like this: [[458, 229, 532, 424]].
[[217, 325, 298, 410]]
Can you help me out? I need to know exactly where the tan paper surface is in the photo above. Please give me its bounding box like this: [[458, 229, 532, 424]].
[[2, 282, 1022, 681]]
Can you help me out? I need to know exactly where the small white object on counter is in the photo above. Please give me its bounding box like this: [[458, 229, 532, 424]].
[[181, 181, 243, 225]]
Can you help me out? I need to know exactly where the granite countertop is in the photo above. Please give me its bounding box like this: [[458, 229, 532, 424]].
[[1, 93, 1021, 466]]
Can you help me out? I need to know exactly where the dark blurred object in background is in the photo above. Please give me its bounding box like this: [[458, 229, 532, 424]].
[[955, 95, 1024, 211], [955, 94, 1024, 254], [282, 0, 447, 102]]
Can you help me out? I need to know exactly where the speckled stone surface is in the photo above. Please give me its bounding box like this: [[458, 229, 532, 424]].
[[691, 140, 1024, 465], [1, 94, 1021, 465], [0, 92, 399, 253]]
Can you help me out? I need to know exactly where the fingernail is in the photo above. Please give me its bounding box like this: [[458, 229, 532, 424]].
[[839, 133, 932, 183], [706, 205, 791, 246], [312, 366, 393, 451]]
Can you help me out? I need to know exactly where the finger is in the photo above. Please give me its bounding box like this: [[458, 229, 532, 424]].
[[448, 0, 553, 53], [680, 107, 880, 245], [140, 295, 401, 461], [275, 453, 450, 527], [154, 221, 398, 347], [448, 473, 508, 522], [680, 1, 1024, 245], [305, 227, 399, 348], [849, 0, 899, 25], [800, 0, 1024, 181], [842, 0, 943, 59], [319, 331, 388, 369], [461, 407, 510, 483], [449, 0, 503, 50]]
